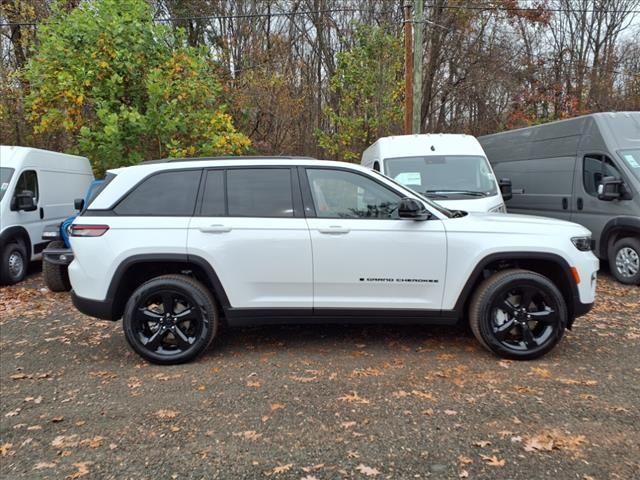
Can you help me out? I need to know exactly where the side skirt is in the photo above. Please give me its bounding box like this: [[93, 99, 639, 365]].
[[224, 308, 460, 327]]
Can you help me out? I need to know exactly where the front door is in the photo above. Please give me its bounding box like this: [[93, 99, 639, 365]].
[[10, 170, 42, 256], [301, 167, 447, 311], [572, 153, 636, 256]]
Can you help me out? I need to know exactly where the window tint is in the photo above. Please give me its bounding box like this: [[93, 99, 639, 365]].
[[583, 155, 621, 196], [227, 169, 293, 217], [201, 170, 225, 216], [15, 170, 38, 200], [306, 169, 401, 219], [115, 170, 201, 216]]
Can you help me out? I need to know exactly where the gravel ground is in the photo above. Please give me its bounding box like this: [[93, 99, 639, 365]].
[[1, 265, 638, 480]]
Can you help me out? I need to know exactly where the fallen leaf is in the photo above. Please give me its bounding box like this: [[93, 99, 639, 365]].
[[524, 430, 586, 453], [271, 403, 285, 412], [69, 461, 93, 479], [154, 409, 179, 419], [271, 463, 293, 474], [338, 392, 370, 404], [444, 409, 458, 416], [234, 430, 262, 441], [341, 421, 357, 429], [459, 470, 469, 478], [51, 416, 64, 423], [5, 408, 21, 417], [458, 455, 473, 465], [0, 443, 13, 456], [480, 454, 506, 467], [356, 464, 380, 476], [33, 462, 57, 470], [473, 440, 491, 448]]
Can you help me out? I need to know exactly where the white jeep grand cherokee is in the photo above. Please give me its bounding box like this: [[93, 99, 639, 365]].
[[68, 157, 598, 365]]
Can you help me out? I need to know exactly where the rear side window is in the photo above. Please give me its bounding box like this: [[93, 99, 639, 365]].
[[226, 169, 293, 217], [201, 170, 225, 216], [115, 170, 201, 216]]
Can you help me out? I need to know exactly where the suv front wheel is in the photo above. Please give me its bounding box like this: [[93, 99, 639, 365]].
[[469, 269, 567, 360], [123, 275, 219, 365]]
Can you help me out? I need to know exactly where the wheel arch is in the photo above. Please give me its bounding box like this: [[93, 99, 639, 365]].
[[599, 216, 640, 260], [106, 254, 230, 320], [0, 226, 32, 260], [453, 252, 579, 327]]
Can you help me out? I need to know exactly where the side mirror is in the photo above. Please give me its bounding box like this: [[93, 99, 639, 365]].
[[398, 197, 430, 221], [499, 178, 512, 201], [597, 176, 622, 201], [11, 191, 37, 212], [74, 198, 85, 211]]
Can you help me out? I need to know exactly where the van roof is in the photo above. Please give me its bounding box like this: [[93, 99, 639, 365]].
[[0, 146, 91, 172], [363, 134, 486, 160]]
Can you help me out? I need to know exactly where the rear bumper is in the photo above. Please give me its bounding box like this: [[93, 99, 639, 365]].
[[71, 291, 119, 321], [43, 247, 74, 266]]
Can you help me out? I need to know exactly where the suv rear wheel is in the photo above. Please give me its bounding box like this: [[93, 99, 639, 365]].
[[122, 275, 219, 365], [609, 237, 640, 285], [469, 269, 567, 360]]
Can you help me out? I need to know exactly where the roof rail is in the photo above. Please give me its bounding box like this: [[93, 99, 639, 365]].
[[142, 155, 318, 164]]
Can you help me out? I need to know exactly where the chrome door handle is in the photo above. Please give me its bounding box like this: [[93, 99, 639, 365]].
[[317, 226, 350, 234], [199, 224, 232, 233]]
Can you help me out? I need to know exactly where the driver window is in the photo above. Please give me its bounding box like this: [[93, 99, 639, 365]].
[[583, 155, 620, 197], [306, 169, 401, 219], [14, 170, 38, 201]]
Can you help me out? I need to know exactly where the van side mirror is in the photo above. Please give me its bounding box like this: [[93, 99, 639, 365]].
[[597, 176, 622, 201], [11, 191, 37, 212], [398, 197, 430, 221], [74, 198, 85, 211], [499, 178, 512, 201]]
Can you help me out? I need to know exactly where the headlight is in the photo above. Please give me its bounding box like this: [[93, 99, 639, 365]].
[[571, 236, 595, 251], [489, 204, 506, 213]]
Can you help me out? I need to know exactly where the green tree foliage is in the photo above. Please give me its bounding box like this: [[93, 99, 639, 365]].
[[23, 0, 250, 174], [317, 24, 403, 162]]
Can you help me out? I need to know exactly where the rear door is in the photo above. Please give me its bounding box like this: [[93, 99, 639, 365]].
[[301, 167, 447, 311], [188, 167, 313, 311]]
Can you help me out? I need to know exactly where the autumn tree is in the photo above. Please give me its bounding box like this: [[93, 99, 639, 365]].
[[317, 24, 403, 162], [22, 0, 250, 174]]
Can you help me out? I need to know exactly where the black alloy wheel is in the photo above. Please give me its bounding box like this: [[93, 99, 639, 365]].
[[123, 275, 218, 365], [470, 269, 567, 360]]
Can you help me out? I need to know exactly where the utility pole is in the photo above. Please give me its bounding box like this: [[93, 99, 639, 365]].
[[403, 1, 413, 135], [412, 0, 423, 134]]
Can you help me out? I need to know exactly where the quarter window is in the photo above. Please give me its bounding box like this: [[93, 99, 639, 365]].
[[115, 170, 201, 216], [306, 169, 401, 219], [227, 169, 294, 217], [583, 155, 621, 196]]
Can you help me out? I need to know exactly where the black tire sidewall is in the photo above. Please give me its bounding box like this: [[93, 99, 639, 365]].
[[43, 240, 71, 292], [1, 242, 28, 285], [609, 237, 640, 285], [122, 276, 217, 365], [472, 272, 567, 360]]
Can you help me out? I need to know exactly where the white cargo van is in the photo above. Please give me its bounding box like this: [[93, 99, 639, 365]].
[[0, 146, 93, 285], [361, 134, 510, 212]]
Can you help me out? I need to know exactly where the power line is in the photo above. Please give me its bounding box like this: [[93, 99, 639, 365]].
[[1, 3, 639, 28]]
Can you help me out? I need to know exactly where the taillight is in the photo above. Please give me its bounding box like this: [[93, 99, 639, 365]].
[[69, 225, 110, 237]]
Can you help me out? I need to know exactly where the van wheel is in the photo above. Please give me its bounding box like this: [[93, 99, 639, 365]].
[[1, 242, 28, 285], [122, 275, 219, 365], [469, 269, 567, 360], [43, 241, 71, 292], [609, 237, 640, 285]]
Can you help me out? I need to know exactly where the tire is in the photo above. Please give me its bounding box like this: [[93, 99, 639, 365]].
[[469, 269, 567, 360], [43, 241, 71, 292], [609, 237, 640, 285], [122, 275, 219, 365], [0, 242, 28, 286]]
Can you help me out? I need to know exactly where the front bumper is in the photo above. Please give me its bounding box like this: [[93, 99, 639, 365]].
[[43, 247, 74, 266]]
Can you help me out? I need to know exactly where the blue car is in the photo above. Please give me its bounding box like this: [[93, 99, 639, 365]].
[[42, 179, 104, 291]]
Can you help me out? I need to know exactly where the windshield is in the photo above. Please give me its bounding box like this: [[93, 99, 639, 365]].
[[370, 169, 454, 218], [619, 150, 640, 182], [384, 155, 498, 198], [0, 167, 15, 201]]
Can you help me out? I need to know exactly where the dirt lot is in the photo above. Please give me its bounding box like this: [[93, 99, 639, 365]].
[[1, 267, 638, 480]]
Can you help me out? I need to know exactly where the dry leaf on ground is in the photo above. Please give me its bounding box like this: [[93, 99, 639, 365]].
[[356, 464, 380, 476]]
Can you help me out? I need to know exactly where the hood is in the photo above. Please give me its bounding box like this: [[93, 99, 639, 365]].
[[436, 195, 504, 213], [444, 212, 593, 237]]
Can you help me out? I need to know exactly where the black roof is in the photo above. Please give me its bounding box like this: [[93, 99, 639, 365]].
[[142, 155, 317, 164]]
